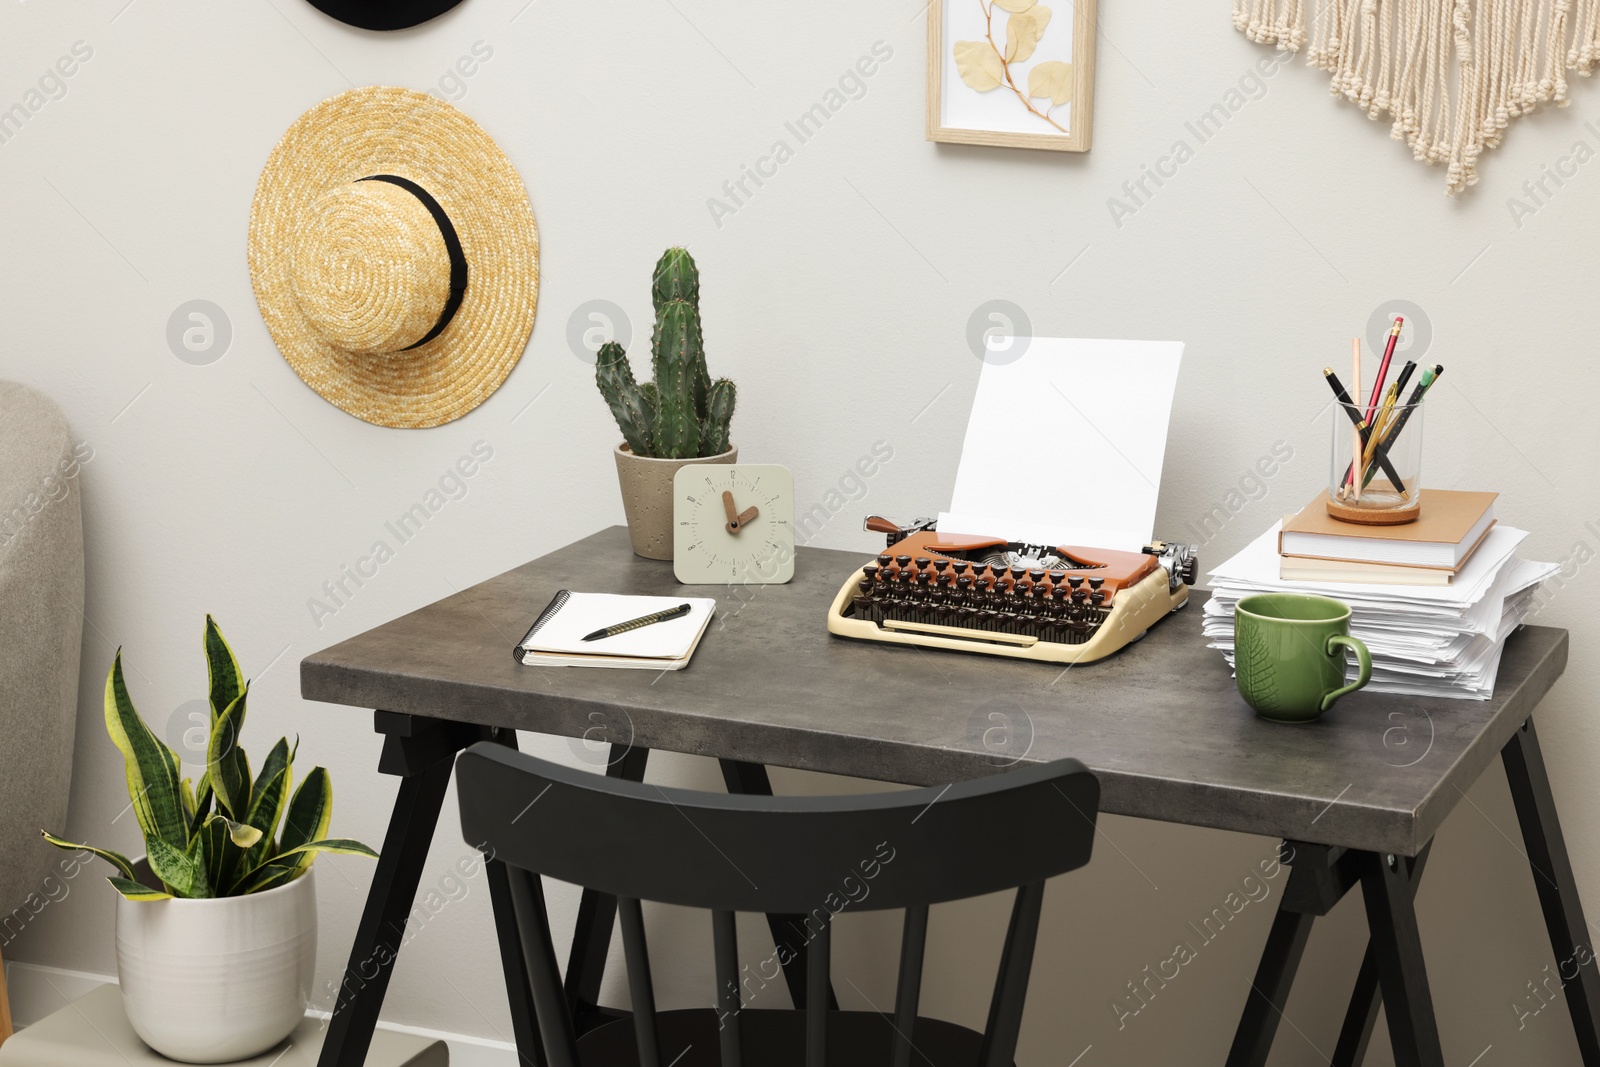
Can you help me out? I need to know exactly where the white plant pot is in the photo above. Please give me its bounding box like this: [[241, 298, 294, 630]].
[[115, 863, 317, 1063]]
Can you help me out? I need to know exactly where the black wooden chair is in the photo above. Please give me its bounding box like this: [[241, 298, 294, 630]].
[[455, 742, 1099, 1067]]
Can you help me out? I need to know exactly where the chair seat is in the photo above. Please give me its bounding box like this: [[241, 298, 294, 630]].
[[578, 1007, 1008, 1067]]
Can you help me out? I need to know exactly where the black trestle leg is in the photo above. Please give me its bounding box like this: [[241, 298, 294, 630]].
[[484, 727, 545, 1067], [1225, 900, 1316, 1067], [315, 750, 454, 1067], [1358, 850, 1444, 1067], [1502, 717, 1600, 1066], [1332, 841, 1432, 1067]]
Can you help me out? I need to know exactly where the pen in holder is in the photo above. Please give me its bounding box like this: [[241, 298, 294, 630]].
[[1327, 400, 1423, 524]]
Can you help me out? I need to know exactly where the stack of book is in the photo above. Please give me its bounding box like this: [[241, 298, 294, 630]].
[[1279, 489, 1498, 585], [1204, 490, 1556, 700]]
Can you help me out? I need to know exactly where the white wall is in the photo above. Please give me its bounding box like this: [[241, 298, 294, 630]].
[[3, 1, 1597, 1064]]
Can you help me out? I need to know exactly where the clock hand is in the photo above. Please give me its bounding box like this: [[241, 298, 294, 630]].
[[721, 490, 738, 526], [735, 505, 759, 529]]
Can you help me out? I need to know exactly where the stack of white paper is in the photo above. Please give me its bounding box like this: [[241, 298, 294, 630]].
[[1204, 522, 1556, 700]]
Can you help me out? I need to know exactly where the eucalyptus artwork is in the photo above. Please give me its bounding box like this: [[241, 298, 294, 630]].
[[42, 616, 378, 900], [926, 0, 1096, 152], [952, 0, 1074, 133]]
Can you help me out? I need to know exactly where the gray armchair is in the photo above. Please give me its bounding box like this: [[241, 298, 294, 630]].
[[0, 381, 84, 1033]]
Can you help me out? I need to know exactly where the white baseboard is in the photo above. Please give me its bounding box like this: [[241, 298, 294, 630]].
[[2, 961, 519, 1066]]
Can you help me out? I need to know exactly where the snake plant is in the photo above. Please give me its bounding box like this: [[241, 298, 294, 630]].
[[42, 616, 378, 900]]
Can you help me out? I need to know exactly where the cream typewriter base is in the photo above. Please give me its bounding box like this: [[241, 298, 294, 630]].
[[826, 566, 1189, 665]]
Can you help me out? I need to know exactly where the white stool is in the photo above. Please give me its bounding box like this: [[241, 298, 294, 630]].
[[0, 985, 446, 1066]]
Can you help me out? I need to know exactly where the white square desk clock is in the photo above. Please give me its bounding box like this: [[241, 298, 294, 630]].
[[672, 464, 795, 584]]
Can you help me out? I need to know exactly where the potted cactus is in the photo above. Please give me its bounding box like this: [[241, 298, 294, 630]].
[[596, 247, 737, 558], [42, 617, 377, 1063]]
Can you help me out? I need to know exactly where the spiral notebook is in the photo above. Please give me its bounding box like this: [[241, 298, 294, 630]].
[[514, 590, 717, 669]]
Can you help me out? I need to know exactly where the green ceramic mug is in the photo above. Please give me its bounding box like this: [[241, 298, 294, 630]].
[[1234, 593, 1372, 722]]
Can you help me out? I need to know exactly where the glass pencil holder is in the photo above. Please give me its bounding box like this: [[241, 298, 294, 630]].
[[1328, 401, 1423, 524]]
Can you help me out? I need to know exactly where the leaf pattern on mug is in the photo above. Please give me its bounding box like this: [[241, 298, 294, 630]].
[[1236, 623, 1282, 714]]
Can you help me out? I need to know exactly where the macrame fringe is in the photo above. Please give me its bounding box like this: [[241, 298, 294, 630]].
[[1233, 0, 1600, 193]]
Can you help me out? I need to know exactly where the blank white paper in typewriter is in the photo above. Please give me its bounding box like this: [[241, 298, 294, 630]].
[[940, 336, 1184, 550]]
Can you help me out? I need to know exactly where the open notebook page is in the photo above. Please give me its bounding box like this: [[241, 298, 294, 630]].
[[519, 592, 716, 658]]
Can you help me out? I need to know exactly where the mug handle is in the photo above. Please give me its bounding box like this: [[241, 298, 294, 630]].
[[1320, 634, 1372, 712]]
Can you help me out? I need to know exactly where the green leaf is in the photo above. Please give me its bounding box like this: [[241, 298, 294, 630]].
[[274, 837, 378, 862], [192, 774, 215, 838], [234, 863, 300, 896], [147, 834, 211, 898], [193, 814, 259, 894], [194, 814, 230, 893], [279, 766, 332, 855], [103, 651, 188, 849], [207, 685, 251, 820], [252, 738, 291, 803], [40, 831, 138, 880], [236, 837, 377, 890], [108, 876, 172, 901], [180, 777, 197, 835], [204, 615, 244, 724], [238, 766, 291, 883]]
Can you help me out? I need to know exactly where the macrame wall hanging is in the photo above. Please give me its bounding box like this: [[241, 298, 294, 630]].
[[1234, 0, 1600, 193]]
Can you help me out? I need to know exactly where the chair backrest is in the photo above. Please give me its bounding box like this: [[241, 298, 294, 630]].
[[456, 742, 1099, 1067]]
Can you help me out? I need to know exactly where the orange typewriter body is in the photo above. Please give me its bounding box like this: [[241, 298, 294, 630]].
[[825, 518, 1197, 665]]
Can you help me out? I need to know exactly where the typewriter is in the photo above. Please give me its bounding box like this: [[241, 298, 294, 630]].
[[826, 516, 1198, 665]]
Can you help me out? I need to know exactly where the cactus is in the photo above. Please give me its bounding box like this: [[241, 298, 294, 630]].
[[651, 246, 700, 308], [595, 342, 655, 456], [593, 247, 735, 459], [701, 378, 736, 456], [651, 299, 702, 459], [652, 247, 710, 413]]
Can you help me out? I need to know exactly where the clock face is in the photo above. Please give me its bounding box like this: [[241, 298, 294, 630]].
[[673, 464, 795, 584]]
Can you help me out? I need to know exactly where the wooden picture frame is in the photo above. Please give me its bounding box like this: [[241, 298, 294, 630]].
[[926, 0, 1096, 152]]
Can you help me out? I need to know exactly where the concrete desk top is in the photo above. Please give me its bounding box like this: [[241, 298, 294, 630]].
[[302, 526, 1568, 856]]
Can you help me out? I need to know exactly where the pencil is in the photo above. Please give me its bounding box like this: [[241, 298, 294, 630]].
[[1364, 316, 1403, 424], [1351, 339, 1363, 501]]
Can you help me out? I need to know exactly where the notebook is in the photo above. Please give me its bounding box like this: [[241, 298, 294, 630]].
[[1278, 555, 1455, 586], [1279, 489, 1497, 568], [514, 590, 717, 669]]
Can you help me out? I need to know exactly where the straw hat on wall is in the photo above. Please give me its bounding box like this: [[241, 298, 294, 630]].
[[248, 86, 538, 429]]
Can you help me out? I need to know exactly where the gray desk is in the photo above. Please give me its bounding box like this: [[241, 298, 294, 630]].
[[302, 527, 1595, 1067]]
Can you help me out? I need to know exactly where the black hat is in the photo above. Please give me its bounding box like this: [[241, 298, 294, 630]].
[[305, 0, 465, 30]]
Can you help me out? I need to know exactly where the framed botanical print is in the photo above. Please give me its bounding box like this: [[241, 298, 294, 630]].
[[925, 0, 1096, 152]]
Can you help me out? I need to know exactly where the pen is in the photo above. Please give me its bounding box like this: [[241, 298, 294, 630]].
[[1391, 359, 1418, 399], [581, 603, 692, 642], [1323, 369, 1406, 492], [1362, 364, 1442, 490], [1364, 382, 1400, 464]]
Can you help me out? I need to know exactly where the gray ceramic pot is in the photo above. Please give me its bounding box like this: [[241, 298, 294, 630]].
[[613, 443, 737, 559]]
